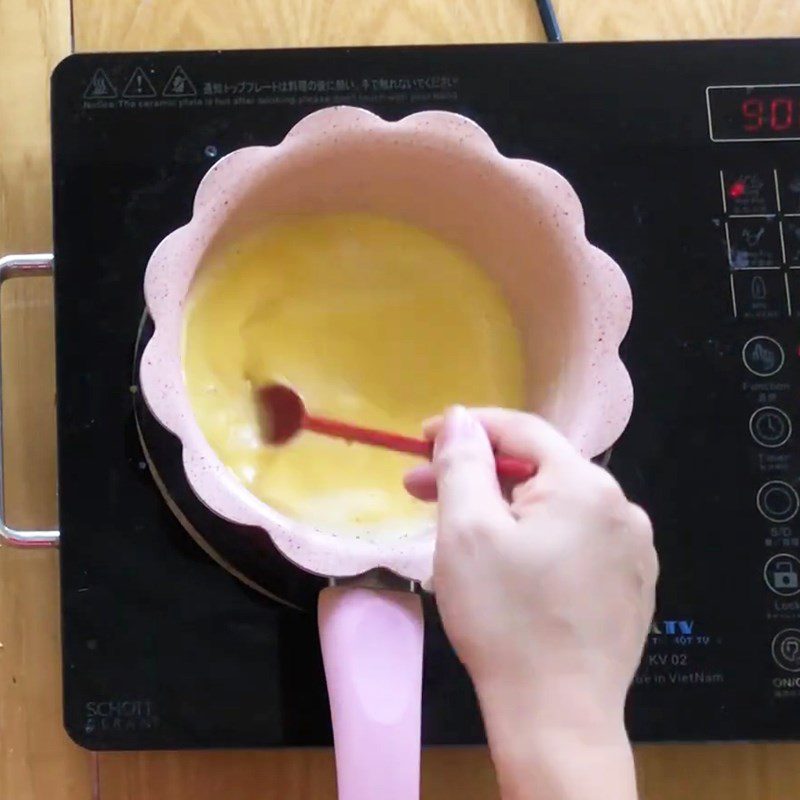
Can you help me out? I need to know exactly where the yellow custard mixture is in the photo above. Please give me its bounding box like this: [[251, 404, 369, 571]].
[[183, 213, 525, 537]]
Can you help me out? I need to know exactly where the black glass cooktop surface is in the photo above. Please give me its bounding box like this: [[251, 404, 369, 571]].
[[53, 40, 800, 750]]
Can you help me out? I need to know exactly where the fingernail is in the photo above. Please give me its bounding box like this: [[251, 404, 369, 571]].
[[434, 406, 475, 456], [404, 464, 432, 483], [421, 416, 440, 438]]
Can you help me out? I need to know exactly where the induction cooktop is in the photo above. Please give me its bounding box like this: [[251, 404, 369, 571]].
[[51, 39, 800, 750]]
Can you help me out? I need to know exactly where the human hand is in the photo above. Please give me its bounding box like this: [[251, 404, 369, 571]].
[[404, 406, 657, 800]]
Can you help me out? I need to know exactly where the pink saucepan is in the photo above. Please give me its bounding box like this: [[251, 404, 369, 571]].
[[140, 106, 633, 800]]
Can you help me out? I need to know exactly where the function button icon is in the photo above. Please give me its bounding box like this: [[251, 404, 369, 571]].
[[742, 336, 784, 377]]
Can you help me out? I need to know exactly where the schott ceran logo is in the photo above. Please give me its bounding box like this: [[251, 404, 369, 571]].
[[84, 699, 159, 734]]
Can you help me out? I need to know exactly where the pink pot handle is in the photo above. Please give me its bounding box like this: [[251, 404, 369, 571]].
[[318, 586, 424, 800]]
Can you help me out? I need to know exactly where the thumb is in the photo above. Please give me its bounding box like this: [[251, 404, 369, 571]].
[[434, 406, 511, 536]]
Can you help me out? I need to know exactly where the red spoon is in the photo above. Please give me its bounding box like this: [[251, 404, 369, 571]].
[[257, 383, 534, 482]]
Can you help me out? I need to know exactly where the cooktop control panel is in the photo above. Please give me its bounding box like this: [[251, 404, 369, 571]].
[[52, 40, 800, 749], [721, 161, 800, 676]]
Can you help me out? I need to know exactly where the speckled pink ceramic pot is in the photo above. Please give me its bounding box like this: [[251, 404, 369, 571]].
[[140, 106, 633, 800], [141, 105, 632, 584]]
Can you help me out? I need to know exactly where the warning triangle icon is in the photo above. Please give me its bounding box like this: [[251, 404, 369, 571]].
[[83, 69, 117, 100], [162, 66, 197, 98], [122, 67, 157, 99]]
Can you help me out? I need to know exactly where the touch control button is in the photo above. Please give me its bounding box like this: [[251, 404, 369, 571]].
[[772, 629, 800, 672], [731, 271, 786, 321], [723, 169, 778, 215], [742, 336, 785, 377], [788, 272, 800, 321], [727, 218, 782, 269], [783, 218, 800, 266], [757, 481, 800, 523], [778, 169, 800, 214], [765, 554, 800, 597], [750, 406, 792, 448]]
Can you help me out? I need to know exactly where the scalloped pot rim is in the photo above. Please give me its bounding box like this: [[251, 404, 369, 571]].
[[139, 105, 634, 586]]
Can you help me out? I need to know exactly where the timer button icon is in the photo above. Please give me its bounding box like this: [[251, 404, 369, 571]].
[[750, 406, 792, 448], [772, 629, 800, 672], [742, 336, 784, 377], [757, 481, 800, 523]]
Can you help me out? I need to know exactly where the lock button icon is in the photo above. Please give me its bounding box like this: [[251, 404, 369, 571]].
[[765, 554, 800, 596], [774, 560, 799, 589]]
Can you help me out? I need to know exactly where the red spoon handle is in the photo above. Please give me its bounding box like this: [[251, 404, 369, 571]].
[[304, 415, 534, 481], [495, 455, 536, 481], [305, 415, 431, 457]]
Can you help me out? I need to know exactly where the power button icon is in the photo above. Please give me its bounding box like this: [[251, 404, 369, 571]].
[[772, 629, 800, 672]]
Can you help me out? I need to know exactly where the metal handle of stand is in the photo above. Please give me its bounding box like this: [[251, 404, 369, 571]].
[[0, 254, 59, 547]]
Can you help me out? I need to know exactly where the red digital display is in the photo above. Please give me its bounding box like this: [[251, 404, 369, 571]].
[[742, 96, 796, 133], [708, 85, 800, 142]]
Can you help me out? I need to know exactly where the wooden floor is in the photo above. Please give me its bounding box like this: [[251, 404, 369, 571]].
[[2, 0, 800, 797]]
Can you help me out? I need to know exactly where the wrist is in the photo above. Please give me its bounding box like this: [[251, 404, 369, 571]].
[[476, 677, 636, 800]]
